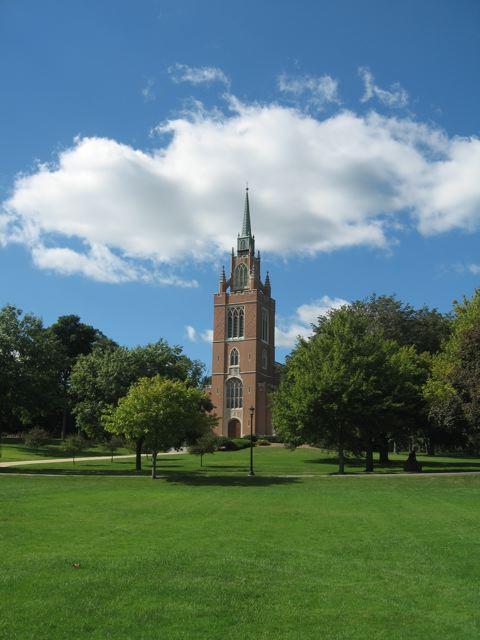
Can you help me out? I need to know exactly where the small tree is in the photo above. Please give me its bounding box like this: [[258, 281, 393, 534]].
[[24, 427, 50, 454], [62, 434, 87, 464], [188, 432, 218, 467], [103, 435, 124, 462], [103, 376, 216, 479]]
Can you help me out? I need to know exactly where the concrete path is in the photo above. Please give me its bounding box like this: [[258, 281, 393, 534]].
[[0, 451, 185, 468]]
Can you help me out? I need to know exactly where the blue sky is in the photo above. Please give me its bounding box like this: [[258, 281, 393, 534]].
[[1, 0, 479, 370]]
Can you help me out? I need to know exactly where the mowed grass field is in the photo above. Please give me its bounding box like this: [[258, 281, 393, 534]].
[[2, 443, 480, 476], [0, 439, 132, 462], [2, 448, 480, 640]]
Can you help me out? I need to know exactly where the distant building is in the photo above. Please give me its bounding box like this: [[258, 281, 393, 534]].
[[208, 189, 278, 437]]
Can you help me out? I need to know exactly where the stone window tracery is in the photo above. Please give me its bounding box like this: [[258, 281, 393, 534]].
[[226, 377, 243, 408], [234, 263, 248, 289], [227, 306, 244, 339]]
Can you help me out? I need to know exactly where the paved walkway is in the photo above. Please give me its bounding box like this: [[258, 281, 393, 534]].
[[0, 451, 185, 468]]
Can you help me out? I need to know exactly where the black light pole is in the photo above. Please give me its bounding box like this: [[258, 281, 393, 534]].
[[248, 405, 255, 477]]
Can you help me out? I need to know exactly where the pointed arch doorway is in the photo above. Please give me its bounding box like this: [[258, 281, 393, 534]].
[[227, 418, 241, 438]]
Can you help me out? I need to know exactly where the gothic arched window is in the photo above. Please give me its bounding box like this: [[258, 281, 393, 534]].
[[230, 348, 239, 366], [227, 306, 244, 339], [226, 377, 243, 408], [234, 263, 248, 290]]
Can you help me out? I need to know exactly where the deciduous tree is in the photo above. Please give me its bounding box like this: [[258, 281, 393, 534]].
[[103, 377, 215, 478]]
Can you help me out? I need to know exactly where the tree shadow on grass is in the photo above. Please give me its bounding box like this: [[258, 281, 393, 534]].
[[419, 460, 480, 470], [0, 467, 301, 486], [160, 472, 301, 487], [303, 456, 365, 467]]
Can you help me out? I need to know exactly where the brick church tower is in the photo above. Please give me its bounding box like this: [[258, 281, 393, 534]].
[[209, 189, 277, 437]]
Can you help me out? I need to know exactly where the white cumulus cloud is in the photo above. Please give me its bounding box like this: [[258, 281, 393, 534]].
[[276, 295, 349, 347], [1, 96, 480, 284], [168, 63, 230, 86], [359, 66, 409, 109]]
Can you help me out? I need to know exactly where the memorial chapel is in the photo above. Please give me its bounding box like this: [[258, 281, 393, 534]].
[[209, 189, 278, 437]]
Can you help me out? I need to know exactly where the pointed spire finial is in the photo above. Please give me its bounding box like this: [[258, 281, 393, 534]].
[[241, 185, 252, 237]]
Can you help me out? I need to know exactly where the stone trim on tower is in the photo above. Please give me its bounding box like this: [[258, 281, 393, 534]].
[[208, 188, 278, 436]]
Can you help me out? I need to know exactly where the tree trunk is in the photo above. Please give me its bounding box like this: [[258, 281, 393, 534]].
[[426, 439, 435, 456], [151, 451, 157, 479], [61, 406, 68, 440], [338, 447, 345, 474], [379, 444, 389, 465], [200, 453, 203, 467], [365, 441, 374, 472], [135, 437, 144, 472]]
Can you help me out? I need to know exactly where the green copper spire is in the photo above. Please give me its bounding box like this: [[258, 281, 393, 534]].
[[241, 187, 252, 237], [237, 186, 255, 255]]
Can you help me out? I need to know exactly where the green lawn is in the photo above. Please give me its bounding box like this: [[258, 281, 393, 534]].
[[0, 438, 132, 462], [1, 468, 479, 640], [3, 444, 480, 476]]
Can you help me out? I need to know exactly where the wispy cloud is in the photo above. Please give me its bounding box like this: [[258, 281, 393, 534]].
[[276, 296, 349, 347], [277, 72, 341, 110], [168, 63, 230, 86], [468, 264, 480, 275], [359, 66, 409, 108], [185, 325, 213, 342], [141, 78, 156, 103]]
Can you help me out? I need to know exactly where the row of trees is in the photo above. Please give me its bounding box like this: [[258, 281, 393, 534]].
[[0, 306, 212, 472], [272, 292, 480, 473]]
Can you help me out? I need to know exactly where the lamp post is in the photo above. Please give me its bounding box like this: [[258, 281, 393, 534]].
[[248, 405, 255, 477]]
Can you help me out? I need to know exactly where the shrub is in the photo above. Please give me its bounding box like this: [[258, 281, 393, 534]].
[[103, 435, 125, 462], [188, 432, 218, 466], [23, 427, 50, 452], [62, 434, 88, 464], [216, 436, 238, 451], [242, 434, 258, 442], [256, 439, 271, 446], [231, 438, 253, 450]]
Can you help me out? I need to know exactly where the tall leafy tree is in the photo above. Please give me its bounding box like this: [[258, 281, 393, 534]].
[[103, 377, 215, 478], [347, 294, 451, 355], [425, 290, 480, 451], [70, 340, 206, 470], [50, 315, 116, 438], [0, 305, 64, 434], [273, 306, 428, 472], [335, 294, 450, 459]]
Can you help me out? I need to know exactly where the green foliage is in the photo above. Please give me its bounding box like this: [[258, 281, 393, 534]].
[[103, 376, 216, 477], [61, 434, 88, 463], [103, 435, 125, 462], [0, 305, 65, 433], [425, 289, 480, 450], [188, 431, 218, 466], [231, 438, 252, 450], [347, 294, 451, 354], [23, 427, 50, 452], [273, 305, 430, 472], [70, 340, 205, 439], [215, 436, 237, 451]]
